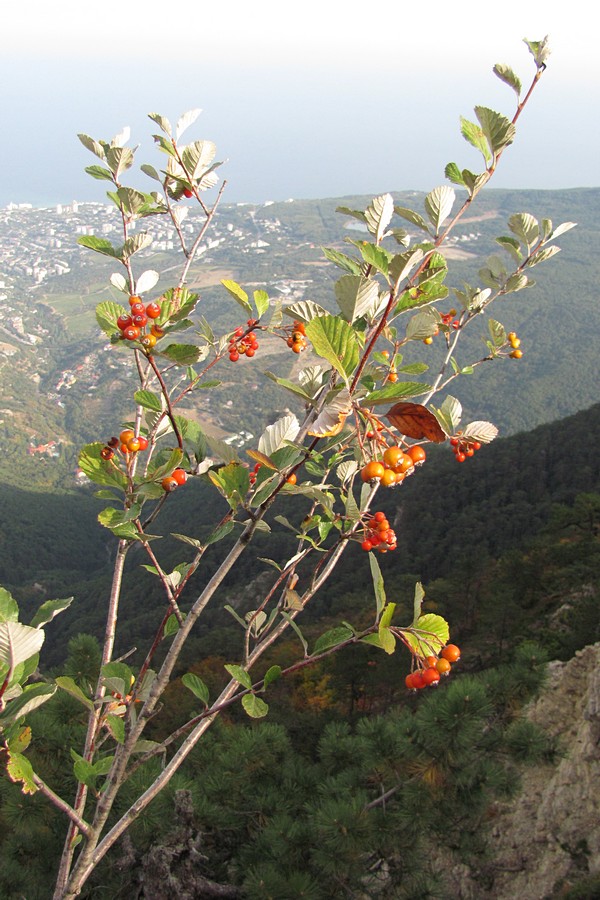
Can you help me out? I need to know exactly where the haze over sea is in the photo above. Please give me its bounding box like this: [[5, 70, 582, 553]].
[[1, 0, 598, 210]]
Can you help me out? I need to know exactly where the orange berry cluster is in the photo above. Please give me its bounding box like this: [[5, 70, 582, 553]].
[[360, 445, 426, 487], [286, 321, 308, 354], [116, 295, 164, 351], [405, 644, 461, 690], [449, 436, 481, 463], [100, 429, 150, 460], [161, 468, 188, 492], [507, 331, 523, 359], [361, 511, 397, 553], [229, 321, 259, 361]]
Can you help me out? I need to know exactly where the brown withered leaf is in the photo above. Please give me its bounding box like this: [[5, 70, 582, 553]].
[[385, 402, 446, 443]]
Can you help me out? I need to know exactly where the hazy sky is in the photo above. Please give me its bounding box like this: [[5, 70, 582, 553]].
[[1, 0, 597, 206]]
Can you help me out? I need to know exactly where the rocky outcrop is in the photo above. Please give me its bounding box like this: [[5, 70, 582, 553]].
[[447, 643, 600, 899]]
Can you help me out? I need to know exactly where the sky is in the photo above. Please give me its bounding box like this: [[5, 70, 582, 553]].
[[1, 0, 598, 207]]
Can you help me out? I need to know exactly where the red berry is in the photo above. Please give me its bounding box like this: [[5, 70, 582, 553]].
[[441, 644, 461, 663], [172, 468, 187, 486], [146, 302, 161, 319], [361, 461, 385, 483], [100, 447, 115, 460], [117, 314, 133, 331], [361, 540, 373, 552], [286, 472, 297, 485], [245, 348, 255, 358], [436, 658, 452, 676], [130, 301, 145, 315], [107, 436, 119, 448], [406, 445, 426, 466], [161, 476, 178, 492], [229, 351, 240, 362], [455, 452, 466, 463], [183, 187, 194, 198], [137, 436, 149, 451], [129, 295, 142, 307], [119, 429, 135, 445], [123, 326, 140, 341], [132, 313, 148, 328], [422, 666, 441, 686]]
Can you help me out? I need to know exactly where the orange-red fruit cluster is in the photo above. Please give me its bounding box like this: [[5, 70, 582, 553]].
[[361, 510, 397, 553], [116, 296, 164, 351], [449, 436, 481, 463], [287, 321, 307, 353], [507, 331, 523, 359], [405, 644, 461, 690], [360, 444, 426, 487], [161, 468, 188, 492], [101, 429, 150, 459], [229, 324, 259, 361]]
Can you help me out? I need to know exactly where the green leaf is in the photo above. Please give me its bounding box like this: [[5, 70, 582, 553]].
[[460, 117, 491, 164], [508, 212, 539, 249], [488, 319, 506, 348], [444, 162, 465, 186], [365, 381, 427, 406], [105, 715, 125, 744], [208, 463, 250, 510], [106, 146, 134, 179], [203, 521, 235, 546], [394, 207, 430, 233], [163, 614, 180, 637], [264, 372, 312, 403], [221, 279, 252, 314], [322, 247, 361, 275], [95, 301, 124, 338], [493, 63, 522, 96], [283, 299, 328, 324], [224, 664, 252, 690], [431, 395, 462, 435], [55, 676, 94, 709], [182, 673, 209, 706], [263, 666, 282, 689], [258, 414, 300, 457], [475, 106, 516, 156], [0, 683, 56, 726], [304, 315, 359, 382], [147, 448, 184, 483], [121, 233, 153, 260], [369, 553, 386, 618], [78, 133, 106, 160], [242, 694, 269, 718], [30, 597, 73, 629], [73, 757, 97, 788], [503, 273, 532, 294], [0, 622, 44, 671], [6, 752, 38, 794], [412, 582, 425, 626], [0, 588, 18, 624], [312, 626, 354, 656], [405, 613, 450, 657], [78, 235, 119, 258], [380, 602, 396, 629], [377, 625, 396, 655], [134, 389, 162, 412], [253, 290, 269, 318], [280, 612, 308, 656], [159, 343, 202, 365], [356, 242, 392, 275], [424, 186, 455, 233], [84, 164, 113, 182], [524, 36, 551, 69], [334, 275, 379, 322], [405, 308, 439, 341], [526, 246, 561, 267], [364, 193, 394, 242]]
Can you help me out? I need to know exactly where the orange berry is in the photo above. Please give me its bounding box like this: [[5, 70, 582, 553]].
[[361, 461, 385, 483], [441, 644, 461, 663], [406, 445, 426, 466]]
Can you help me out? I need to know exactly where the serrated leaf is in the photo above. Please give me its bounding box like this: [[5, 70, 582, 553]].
[[78, 235, 118, 258], [386, 403, 446, 442], [424, 186, 455, 233], [394, 207, 430, 232], [176, 108, 202, 140], [283, 299, 328, 324], [134, 389, 162, 412], [405, 308, 439, 341], [377, 625, 396, 655], [141, 163, 161, 181], [208, 463, 250, 509], [203, 521, 236, 546], [122, 232, 152, 259], [432, 395, 462, 435], [488, 319, 506, 348], [242, 694, 269, 718], [0, 683, 56, 725], [6, 752, 38, 794], [524, 36, 551, 69], [148, 112, 172, 135], [305, 315, 359, 382], [503, 273, 531, 294], [221, 279, 251, 313], [159, 343, 202, 365], [263, 666, 282, 689], [224, 664, 252, 690], [95, 300, 124, 337], [336, 205, 367, 223], [0, 622, 44, 671], [307, 388, 352, 438], [252, 289, 269, 318], [30, 597, 73, 629], [164, 614, 180, 637], [0, 588, 18, 624], [475, 106, 516, 156], [105, 715, 125, 743], [460, 117, 491, 163], [182, 673, 209, 706], [334, 275, 379, 323], [136, 270, 160, 294], [365, 381, 427, 406], [84, 164, 113, 182], [444, 162, 466, 186], [412, 582, 425, 626], [322, 247, 361, 275], [549, 221, 576, 239], [258, 415, 300, 457], [508, 212, 539, 249], [405, 614, 449, 657], [462, 421, 498, 443], [7, 726, 31, 754], [55, 676, 94, 709], [336, 460, 358, 487], [369, 553, 386, 618], [364, 193, 394, 242], [110, 272, 128, 292], [312, 626, 354, 656], [526, 246, 561, 267], [493, 63, 522, 96]]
